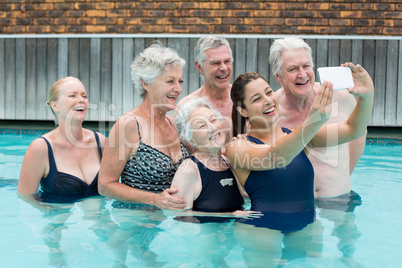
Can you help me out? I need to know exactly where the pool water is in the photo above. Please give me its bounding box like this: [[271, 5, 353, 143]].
[[1, 132, 401, 267]]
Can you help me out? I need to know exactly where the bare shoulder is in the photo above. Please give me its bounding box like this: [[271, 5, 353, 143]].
[[109, 112, 140, 144], [27, 137, 49, 156], [225, 138, 246, 159], [85, 128, 107, 146], [178, 89, 202, 105], [174, 157, 199, 181]]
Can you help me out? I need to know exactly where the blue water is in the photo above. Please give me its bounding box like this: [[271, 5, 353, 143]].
[[0, 132, 401, 267]]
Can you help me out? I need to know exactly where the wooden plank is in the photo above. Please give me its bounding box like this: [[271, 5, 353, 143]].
[[79, 39, 90, 89], [0, 39, 5, 118], [122, 38, 134, 115], [57, 38, 68, 79], [257, 38, 270, 83], [26, 39, 37, 120], [267, 38, 277, 89], [36, 38, 47, 120], [133, 38, 145, 107], [351, 39, 363, 66], [328, 39, 340, 67], [68, 39, 79, 78], [112, 38, 123, 119], [234, 38, 246, 80], [305, 38, 317, 68], [46, 38, 58, 120], [226, 38, 236, 83], [246, 38, 258, 74], [15, 38, 26, 120], [168, 38, 190, 104], [78, 39, 91, 120], [398, 41, 402, 126], [316, 39, 328, 82], [89, 38, 101, 121], [188, 37, 200, 94], [5, 39, 16, 119], [385, 40, 398, 126], [340, 39, 352, 63], [362, 40, 375, 126], [373, 40, 387, 126], [100, 38, 112, 121]]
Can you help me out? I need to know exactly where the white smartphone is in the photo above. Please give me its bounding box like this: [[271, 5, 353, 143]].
[[317, 66, 354, 90]]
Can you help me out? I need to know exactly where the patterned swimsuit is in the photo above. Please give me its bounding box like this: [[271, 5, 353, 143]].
[[113, 115, 189, 209]]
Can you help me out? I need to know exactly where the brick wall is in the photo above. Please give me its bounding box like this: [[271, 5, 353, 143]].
[[0, 1, 401, 35]]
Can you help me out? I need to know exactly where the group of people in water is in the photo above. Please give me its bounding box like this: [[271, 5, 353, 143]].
[[17, 36, 374, 267]]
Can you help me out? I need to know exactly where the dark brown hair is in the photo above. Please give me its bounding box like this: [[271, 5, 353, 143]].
[[230, 72, 267, 137]]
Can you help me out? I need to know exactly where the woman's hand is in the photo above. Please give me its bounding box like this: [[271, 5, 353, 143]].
[[153, 187, 186, 210], [342, 62, 375, 98]]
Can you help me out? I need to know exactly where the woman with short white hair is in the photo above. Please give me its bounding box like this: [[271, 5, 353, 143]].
[[171, 97, 250, 217], [99, 42, 189, 210]]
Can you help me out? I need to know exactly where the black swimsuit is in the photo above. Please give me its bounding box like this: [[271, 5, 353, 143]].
[[38, 131, 102, 202], [190, 155, 244, 213]]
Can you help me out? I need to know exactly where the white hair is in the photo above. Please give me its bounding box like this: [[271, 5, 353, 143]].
[[194, 36, 233, 67], [269, 37, 314, 76], [131, 42, 186, 98], [174, 98, 223, 144]]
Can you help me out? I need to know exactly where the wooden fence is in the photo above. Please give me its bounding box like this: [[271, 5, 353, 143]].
[[0, 34, 401, 126]]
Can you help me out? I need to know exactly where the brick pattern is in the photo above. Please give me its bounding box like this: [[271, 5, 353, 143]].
[[0, 1, 401, 35]]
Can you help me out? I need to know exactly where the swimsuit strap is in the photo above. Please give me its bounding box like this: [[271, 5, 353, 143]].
[[92, 131, 103, 159], [40, 136, 57, 191], [131, 115, 142, 141], [131, 114, 173, 141], [189, 155, 229, 170], [222, 157, 230, 168], [247, 127, 292, 144], [40, 137, 57, 172]]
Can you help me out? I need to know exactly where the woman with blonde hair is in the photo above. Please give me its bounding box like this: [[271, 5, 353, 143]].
[[18, 76, 106, 201]]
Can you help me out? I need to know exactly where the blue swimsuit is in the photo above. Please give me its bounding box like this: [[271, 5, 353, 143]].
[[238, 128, 315, 233], [39, 131, 102, 202]]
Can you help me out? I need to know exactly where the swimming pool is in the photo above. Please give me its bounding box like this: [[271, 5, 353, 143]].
[[1, 131, 401, 267]]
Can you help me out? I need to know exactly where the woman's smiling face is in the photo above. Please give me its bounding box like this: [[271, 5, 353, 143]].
[[188, 106, 226, 149], [241, 78, 279, 127], [52, 79, 89, 123], [145, 64, 183, 112]]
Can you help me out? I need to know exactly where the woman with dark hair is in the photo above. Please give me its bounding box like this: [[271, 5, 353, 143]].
[[226, 65, 374, 266]]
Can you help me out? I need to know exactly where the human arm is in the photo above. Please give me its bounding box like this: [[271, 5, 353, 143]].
[[18, 138, 48, 194], [226, 81, 334, 174], [98, 115, 186, 210], [309, 63, 374, 148]]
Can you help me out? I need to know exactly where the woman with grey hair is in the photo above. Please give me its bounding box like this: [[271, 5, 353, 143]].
[[169, 97, 251, 217], [98, 43, 190, 267], [99, 43, 189, 209]]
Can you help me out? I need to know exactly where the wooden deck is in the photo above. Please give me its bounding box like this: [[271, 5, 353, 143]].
[[0, 34, 401, 126]]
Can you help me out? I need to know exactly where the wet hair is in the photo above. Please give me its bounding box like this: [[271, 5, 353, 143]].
[[231, 73, 267, 137], [269, 37, 314, 77], [174, 98, 223, 144], [46, 76, 82, 125], [131, 42, 186, 98], [194, 36, 233, 67]]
